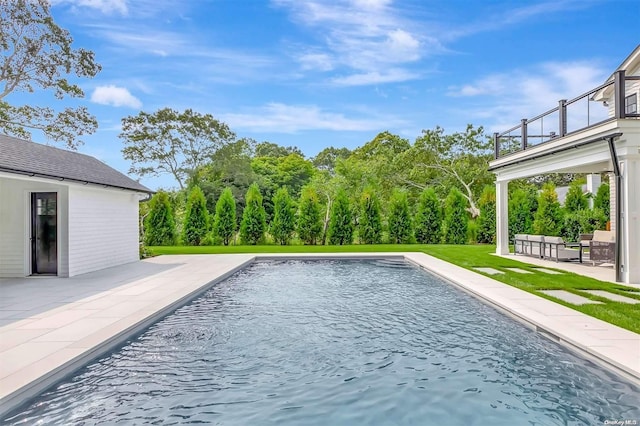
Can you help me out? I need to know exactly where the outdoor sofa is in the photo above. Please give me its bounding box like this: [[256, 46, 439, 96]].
[[513, 234, 579, 262]]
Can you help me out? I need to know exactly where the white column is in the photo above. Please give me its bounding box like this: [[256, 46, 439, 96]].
[[586, 173, 601, 209], [496, 180, 509, 255], [621, 157, 640, 284]]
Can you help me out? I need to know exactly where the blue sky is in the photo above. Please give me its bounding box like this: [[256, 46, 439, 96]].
[[15, 0, 640, 190]]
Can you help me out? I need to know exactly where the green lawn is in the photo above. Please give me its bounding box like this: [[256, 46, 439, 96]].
[[149, 244, 640, 333]]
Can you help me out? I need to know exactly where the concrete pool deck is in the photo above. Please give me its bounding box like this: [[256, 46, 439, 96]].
[[1, 253, 639, 417]]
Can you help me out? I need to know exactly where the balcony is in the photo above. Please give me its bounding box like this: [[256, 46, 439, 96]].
[[493, 70, 640, 159]]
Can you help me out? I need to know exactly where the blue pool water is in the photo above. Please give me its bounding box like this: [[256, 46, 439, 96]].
[[5, 260, 640, 425]]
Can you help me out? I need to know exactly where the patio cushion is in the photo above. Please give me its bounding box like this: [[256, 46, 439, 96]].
[[593, 230, 614, 242], [544, 236, 564, 244]]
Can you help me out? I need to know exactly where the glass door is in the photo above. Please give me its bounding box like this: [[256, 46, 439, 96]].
[[31, 192, 57, 275]]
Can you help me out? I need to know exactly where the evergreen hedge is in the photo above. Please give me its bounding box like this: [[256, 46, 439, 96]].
[[388, 190, 414, 244], [443, 188, 468, 244], [476, 186, 496, 244], [533, 182, 563, 236], [594, 182, 610, 220], [144, 191, 177, 246], [297, 187, 323, 245], [327, 189, 354, 245], [358, 188, 383, 244], [564, 181, 588, 212], [213, 187, 237, 245], [182, 186, 209, 246], [414, 188, 441, 244], [240, 183, 266, 245], [270, 187, 296, 245]]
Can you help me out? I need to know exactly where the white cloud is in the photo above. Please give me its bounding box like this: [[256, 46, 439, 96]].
[[221, 103, 405, 133], [274, 0, 425, 84], [332, 69, 419, 86], [91, 85, 142, 109], [52, 0, 128, 15], [448, 61, 609, 133], [298, 53, 334, 71]]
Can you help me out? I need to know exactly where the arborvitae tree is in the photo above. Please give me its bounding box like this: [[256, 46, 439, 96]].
[[182, 185, 209, 245], [388, 190, 414, 244], [476, 186, 496, 244], [508, 187, 536, 239], [414, 187, 442, 244], [564, 181, 588, 212], [533, 182, 563, 236], [327, 189, 354, 245], [443, 188, 469, 244], [358, 188, 382, 244], [240, 183, 266, 245], [213, 187, 237, 245], [270, 187, 296, 245], [144, 191, 177, 246], [593, 182, 610, 221], [297, 187, 323, 245]]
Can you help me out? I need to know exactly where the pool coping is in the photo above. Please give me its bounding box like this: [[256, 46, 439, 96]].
[[1, 252, 638, 418]]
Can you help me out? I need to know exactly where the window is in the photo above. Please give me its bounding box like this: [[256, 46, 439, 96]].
[[625, 93, 638, 114]]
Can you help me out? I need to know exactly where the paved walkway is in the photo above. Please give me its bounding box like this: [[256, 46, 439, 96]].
[[1, 253, 638, 418]]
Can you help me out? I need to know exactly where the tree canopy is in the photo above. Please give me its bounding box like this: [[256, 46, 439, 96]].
[[120, 108, 235, 189], [0, 0, 101, 148]]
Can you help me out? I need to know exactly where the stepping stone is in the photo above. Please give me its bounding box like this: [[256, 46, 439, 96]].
[[474, 267, 504, 275], [539, 290, 603, 305], [581, 290, 640, 304], [504, 267, 533, 274], [533, 268, 564, 275]]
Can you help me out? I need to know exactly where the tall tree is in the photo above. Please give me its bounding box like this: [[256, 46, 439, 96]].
[[443, 188, 469, 244], [358, 188, 383, 244], [120, 108, 235, 189], [0, 0, 101, 148], [388, 190, 414, 244], [182, 186, 209, 246], [327, 189, 354, 245], [144, 192, 177, 246], [414, 188, 442, 244], [533, 182, 563, 236], [270, 187, 296, 245], [297, 187, 323, 245], [508, 187, 536, 240], [407, 125, 493, 217], [312, 146, 352, 173], [240, 183, 266, 245], [213, 188, 237, 246]]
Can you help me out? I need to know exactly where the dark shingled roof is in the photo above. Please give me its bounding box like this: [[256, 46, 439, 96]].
[[0, 134, 152, 193]]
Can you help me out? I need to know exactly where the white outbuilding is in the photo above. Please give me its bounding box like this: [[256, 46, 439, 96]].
[[0, 135, 152, 277]]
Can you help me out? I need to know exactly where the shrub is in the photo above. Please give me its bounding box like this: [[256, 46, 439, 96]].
[[182, 186, 209, 246], [240, 183, 266, 245], [297, 187, 323, 245], [388, 190, 414, 244], [579, 208, 607, 234], [144, 191, 177, 246], [414, 188, 442, 244], [593, 182, 610, 220], [212, 188, 237, 245], [467, 219, 478, 244], [564, 181, 588, 212], [562, 212, 582, 242], [476, 186, 496, 244], [358, 188, 383, 244], [508, 187, 536, 240], [327, 189, 354, 245], [533, 182, 563, 236], [443, 188, 468, 244], [270, 187, 296, 245]]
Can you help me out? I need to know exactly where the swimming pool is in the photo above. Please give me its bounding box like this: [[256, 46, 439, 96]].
[[4, 260, 639, 424]]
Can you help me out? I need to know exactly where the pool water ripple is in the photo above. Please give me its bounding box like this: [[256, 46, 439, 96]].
[[4, 259, 640, 425]]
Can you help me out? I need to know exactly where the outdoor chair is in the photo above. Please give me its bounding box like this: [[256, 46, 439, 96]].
[[514, 234, 529, 255], [589, 230, 615, 264], [543, 236, 580, 262]]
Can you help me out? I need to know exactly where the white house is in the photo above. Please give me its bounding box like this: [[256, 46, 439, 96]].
[[0, 135, 152, 277], [490, 44, 640, 284]]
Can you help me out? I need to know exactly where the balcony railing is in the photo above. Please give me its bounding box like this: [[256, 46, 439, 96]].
[[493, 70, 640, 159]]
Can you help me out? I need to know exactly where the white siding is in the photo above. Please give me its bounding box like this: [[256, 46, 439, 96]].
[[0, 177, 69, 277], [67, 186, 139, 276]]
